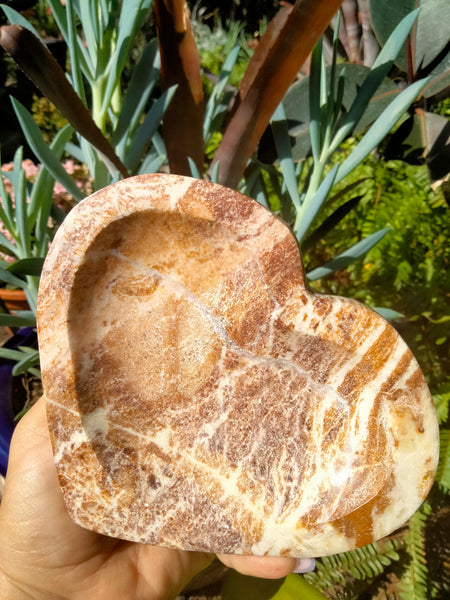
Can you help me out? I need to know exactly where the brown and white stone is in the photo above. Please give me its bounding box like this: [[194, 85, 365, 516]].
[[37, 174, 439, 558]]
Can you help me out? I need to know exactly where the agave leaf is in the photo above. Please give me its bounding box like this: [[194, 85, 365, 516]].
[[11, 348, 40, 376], [270, 103, 301, 211], [338, 66, 399, 134], [203, 45, 240, 141], [11, 147, 29, 259], [302, 195, 363, 252], [44, 0, 92, 79], [210, 161, 221, 184], [111, 38, 160, 149], [187, 157, 201, 179], [138, 153, 167, 176], [336, 78, 428, 183], [30, 124, 74, 255], [0, 157, 15, 236], [212, 0, 345, 189], [369, 0, 450, 74], [384, 110, 450, 182], [0, 232, 17, 256], [372, 307, 404, 320], [76, 137, 101, 183], [0, 4, 41, 38], [0, 25, 128, 178], [6, 258, 45, 277], [154, 0, 204, 175], [284, 63, 400, 163], [64, 0, 87, 104], [309, 39, 323, 163], [76, 0, 100, 66], [151, 131, 166, 157], [11, 98, 84, 202], [0, 265, 28, 290], [124, 85, 177, 173], [100, 0, 154, 117], [330, 8, 420, 152], [421, 47, 450, 98], [240, 162, 264, 203], [0, 346, 30, 360], [295, 165, 339, 243], [307, 227, 390, 281]]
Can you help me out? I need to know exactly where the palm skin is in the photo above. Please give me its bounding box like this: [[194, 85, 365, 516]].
[[0, 398, 297, 600]]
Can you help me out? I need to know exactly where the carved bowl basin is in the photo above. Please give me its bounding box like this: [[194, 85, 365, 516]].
[[37, 174, 439, 558]]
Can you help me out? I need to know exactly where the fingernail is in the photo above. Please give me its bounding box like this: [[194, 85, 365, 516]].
[[293, 558, 316, 573]]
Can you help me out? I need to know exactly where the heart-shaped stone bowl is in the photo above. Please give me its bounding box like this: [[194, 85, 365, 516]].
[[37, 174, 439, 558]]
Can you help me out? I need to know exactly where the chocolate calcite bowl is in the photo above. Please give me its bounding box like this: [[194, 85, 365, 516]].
[[37, 174, 439, 558]]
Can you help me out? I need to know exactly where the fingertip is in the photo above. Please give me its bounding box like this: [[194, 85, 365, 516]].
[[217, 554, 297, 579], [292, 557, 316, 573]]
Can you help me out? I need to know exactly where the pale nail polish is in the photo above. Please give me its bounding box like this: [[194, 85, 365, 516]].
[[293, 557, 316, 573]]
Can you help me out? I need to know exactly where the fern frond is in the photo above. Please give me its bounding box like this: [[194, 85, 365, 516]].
[[436, 428, 450, 493], [304, 538, 402, 593], [433, 385, 450, 425], [398, 506, 430, 600]]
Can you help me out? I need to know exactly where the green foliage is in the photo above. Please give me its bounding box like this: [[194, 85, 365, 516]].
[[304, 539, 403, 597], [436, 428, 450, 493], [434, 97, 450, 119], [31, 95, 68, 145], [25, 0, 60, 38], [433, 383, 450, 425], [434, 383, 450, 495], [1, 0, 168, 193], [307, 160, 449, 291], [398, 506, 430, 600], [0, 143, 61, 311], [304, 156, 450, 387], [0, 0, 170, 361], [254, 11, 431, 287], [368, 0, 450, 97], [191, 11, 252, 92]]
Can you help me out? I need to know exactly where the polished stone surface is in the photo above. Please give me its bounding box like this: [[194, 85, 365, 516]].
[[37, 174, 439, 557]]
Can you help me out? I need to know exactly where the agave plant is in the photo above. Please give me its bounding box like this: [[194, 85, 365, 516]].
[[0, 0, 173, 192], [317, 0, 450, 187]]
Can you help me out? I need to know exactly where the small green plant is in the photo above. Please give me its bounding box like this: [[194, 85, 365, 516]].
[[0, 0, 173, 377], [242, 10, 430, 291], [0, 144, 57, 375], [0, 0, 172, 194]]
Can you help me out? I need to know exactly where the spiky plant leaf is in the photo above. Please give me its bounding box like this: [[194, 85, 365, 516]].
[[0, 25, 128, 178], [213, 0, 343, 188], [154, 0, 204, 175]]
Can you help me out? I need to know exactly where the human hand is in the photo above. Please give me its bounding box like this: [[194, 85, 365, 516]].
[[0, 398, 312, 600]]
